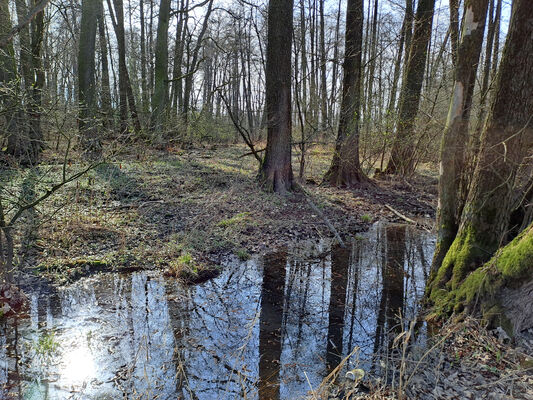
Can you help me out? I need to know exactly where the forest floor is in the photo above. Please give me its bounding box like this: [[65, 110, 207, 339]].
[[4, 144, 533, 399], [316, 318, 533, 400], [14, 143, 437, 284]]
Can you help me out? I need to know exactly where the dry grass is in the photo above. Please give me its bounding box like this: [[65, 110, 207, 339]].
[[8, 144, 436, 284]]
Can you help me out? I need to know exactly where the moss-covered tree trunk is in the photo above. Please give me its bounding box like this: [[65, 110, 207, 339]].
[[433, 0, 489, 272], [430, 222, 533, 335], [323, 0, 369, 187], [429, 0, 533, 325]]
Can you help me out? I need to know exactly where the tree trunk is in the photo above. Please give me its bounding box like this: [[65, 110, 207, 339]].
[[432, 0, 489, 272], [110, 0, 129, 135], [140, 0, 148, 115], [429, 0, 533, 300], [0, 0, 19, 158], [383, 0, 411, 170], [471, 0, 501, 157], [430, 222, 533, 336], [385, 0, 436, 175], [182, 0, 214, 124], [78, 0, 101, 157], [319, 0, 328, 131], [259, 0, 294, 194], [170, 0, 186, 115], [329, 0, 341, 124], [29, 0, 45, 160], [449, 0, 460, 67], [323, 0, 368, 187], [97, 1, 113, 129], [150, 0, 171, 132]]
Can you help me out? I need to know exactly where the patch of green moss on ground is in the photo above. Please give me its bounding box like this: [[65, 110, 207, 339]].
[[37, 257, 111, 284]]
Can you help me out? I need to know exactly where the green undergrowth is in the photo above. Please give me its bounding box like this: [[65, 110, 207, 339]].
[[165, 251, 221, 284], [36, 257, 111, 284]]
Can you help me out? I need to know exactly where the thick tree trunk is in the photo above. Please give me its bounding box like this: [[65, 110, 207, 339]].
[[259, 0, 294, 194], [78, 0, 101, 157], [0, 0, 19, 162], [385, 0, 436, 175], [323, 0, 368, 187], [432, 0, 489, 272], [430, 222, 533, 336], [150, 0, 171, 132], [429, 0, 533, 301]]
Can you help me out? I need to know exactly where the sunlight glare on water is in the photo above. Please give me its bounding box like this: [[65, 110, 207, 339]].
[[60, 344, 96, 385]]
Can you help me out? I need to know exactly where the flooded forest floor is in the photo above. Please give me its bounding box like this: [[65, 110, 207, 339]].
[[3, 144, 533, 399]]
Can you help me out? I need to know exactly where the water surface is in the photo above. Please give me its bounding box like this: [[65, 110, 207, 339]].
[[0, 222, 434, 399]]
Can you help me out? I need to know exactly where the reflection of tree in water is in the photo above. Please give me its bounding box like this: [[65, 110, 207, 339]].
[[0, 225, 433, 400], [326, 244, 350, 372], [129, 273, 177, 399], [373, 224, 406, 356], [259, 250, 287, 400]]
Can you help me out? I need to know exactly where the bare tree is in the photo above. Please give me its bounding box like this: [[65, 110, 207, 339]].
[[323, 0, 368, 187], [385, 0, 436, 175], [433, 0, 489, 271], [429, 0, 533, 300], [259, 0, 294, 193]]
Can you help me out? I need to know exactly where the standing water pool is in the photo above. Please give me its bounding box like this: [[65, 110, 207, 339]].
[[0, 222, 434, 399]]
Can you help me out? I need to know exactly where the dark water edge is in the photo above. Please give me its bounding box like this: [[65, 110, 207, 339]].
[[0, 222, 435, 400]]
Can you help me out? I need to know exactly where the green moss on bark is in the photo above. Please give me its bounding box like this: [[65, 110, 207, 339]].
[[431, 225, 486, 291], [427, 224, 533, 334]]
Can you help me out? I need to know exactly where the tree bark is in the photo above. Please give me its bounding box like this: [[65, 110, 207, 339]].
[[319, 0, 328, 131], [110, 0, 128, 135], [323, 0, 368, 187], [449, 0, 460, 67], [78, 0, 101, 157], [150, 0, 171, 132], [432, 0, 489, 272], [429, 222, 533, 336], [259, 0, 294, 194], [385, 0, 436, 175], [97, 1, 112, 129], [429, 0, 533, 298]]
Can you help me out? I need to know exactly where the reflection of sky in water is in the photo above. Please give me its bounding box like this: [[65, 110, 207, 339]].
[[0, 222, 434, 400]]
